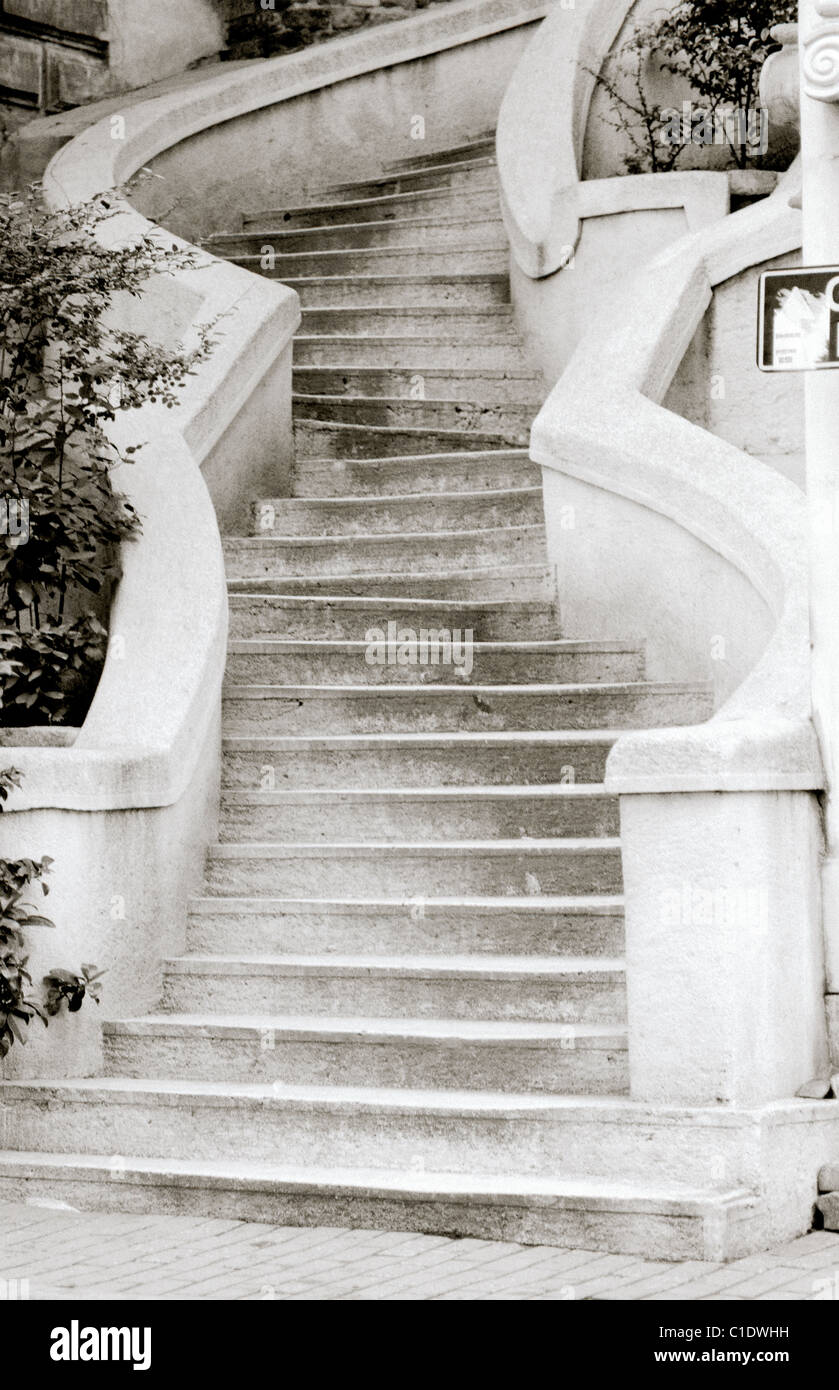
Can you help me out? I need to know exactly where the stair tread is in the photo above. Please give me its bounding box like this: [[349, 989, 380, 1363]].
[[258, 484, 542, 504], [104, 1011, 622, 1045], [242, 245, 508, 260], [382, 139, 496, 172], [226, 583, 552, 600], [209, 837, 621, 854], [289, 448, 531, 461], [327, 155, 497, 190], [161, 953, 625, 976], [243, 184, 500, 221], [285, 273, 509, 286], [187, 894, 624, 913], [228, 592, 545, 604], [223, 729, 621, 745], [291, 395, 538, 408], [293, 368, 536, 379], [222, 681, 705, 696], [227, 641, 632, 655], [224, 567, 553, 592], [3, 1073, 627, 1106], [0, 1150, 756, 1210], [227, 522, 544, 541], [298, 306, 513, 315], [295, 336, 519, 350], [206, 215, 505, 243], [220, 783, 614, 799]]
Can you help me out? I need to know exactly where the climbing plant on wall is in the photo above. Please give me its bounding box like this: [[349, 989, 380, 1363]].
[[0, 767, 102, 1058]]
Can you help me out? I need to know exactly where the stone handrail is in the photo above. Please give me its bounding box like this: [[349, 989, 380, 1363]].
[[530, 162, 822, 795], [496, 0, 636, 277], [528, 161, 829, 1106]]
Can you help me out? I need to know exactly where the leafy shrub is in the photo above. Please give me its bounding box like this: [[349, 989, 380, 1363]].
[[0, 617, 107, 725], [0, 184, 215, 725], [0, 766, 102, 1058], [0, 845, 54, 1058], [593, 0, 797, 173], [43, 964, 105, 1017]]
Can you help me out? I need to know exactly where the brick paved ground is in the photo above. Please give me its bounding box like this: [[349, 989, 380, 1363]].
[[1, 1202, 839, 1300]]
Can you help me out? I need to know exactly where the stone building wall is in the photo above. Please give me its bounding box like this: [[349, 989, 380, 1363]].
[[0, 0, 221, 131], [0, 0, 456, 159], [220, 0, 455, 60]]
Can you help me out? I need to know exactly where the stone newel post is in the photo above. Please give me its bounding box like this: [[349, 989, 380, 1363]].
[[800, 0, 839, 996]]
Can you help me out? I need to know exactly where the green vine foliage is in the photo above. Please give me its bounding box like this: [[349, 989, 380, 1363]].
[[0, 184, 216, 725], [0, 767, 102, 1058], [594, 0, 798, 174]]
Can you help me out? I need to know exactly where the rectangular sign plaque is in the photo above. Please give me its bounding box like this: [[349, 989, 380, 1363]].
[[757, 266, 839, 372]]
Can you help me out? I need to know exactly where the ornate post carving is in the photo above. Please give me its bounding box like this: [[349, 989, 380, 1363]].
[[803, 1, 839, 100]]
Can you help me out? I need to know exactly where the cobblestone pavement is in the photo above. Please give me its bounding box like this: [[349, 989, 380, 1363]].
[[1, 1202, 838, 1300]]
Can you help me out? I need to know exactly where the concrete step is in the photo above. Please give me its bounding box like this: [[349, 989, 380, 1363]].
[[159, 954, 626, 1024], [298, 307, 516, 341], [324, 156, 497, 200], [291, 450, 542, 497], [225, 567, 556, 602], [291, 396, 536, 436], [101, 1020, 625, 1096], [225, 640, 643, 686], [293, 336, 527, 369], [220, 682, 713, 737], [0, 1150, 759, 1260], [251, 487, 543, 537], [221, 730, 618, 789], [226, 594, 560, 642], [203, 215, 508, 258], [292, 366, 539, 402], [293, 418, 528, 457], [242, 184, 500, 228], [184, 894, 626, 959], [222, 525, 547, 579], [286, 274, 509, 309], [3, 1080, 687, 1176], [236, 245, 509, 278], [0, 1150, 758, 1259], [383, 137, 496, 171], [203, 839, 623, 897], [217, 785, 620, 842], [386, 137, 497, 171], [0, 1074, 766, 1208]]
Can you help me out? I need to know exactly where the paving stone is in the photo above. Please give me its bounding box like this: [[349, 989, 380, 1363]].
[[580, 1261, 712, 1300], [719, 1265, 809, 1298], [0, 1202, 836, 1300]]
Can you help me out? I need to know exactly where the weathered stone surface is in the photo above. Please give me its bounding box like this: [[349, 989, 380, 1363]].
[[818, 1192, 839, 1230], [4, 0, 108, 39], [52, 50, 109, 107], [797, 1076, 833, 1099], [0, 33, 41, 94], [818, 1162, 839, 1191]]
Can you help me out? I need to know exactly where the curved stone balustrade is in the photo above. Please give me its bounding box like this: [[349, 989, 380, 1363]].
[[528, 160, 830, 1108], [531, 167, 818, 794]]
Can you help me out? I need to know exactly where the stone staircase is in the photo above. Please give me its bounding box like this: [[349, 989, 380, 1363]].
[[0, 135, 761, 1260]]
